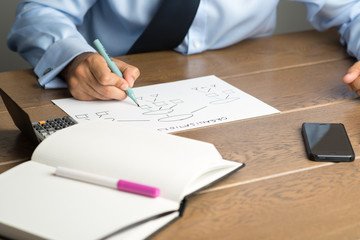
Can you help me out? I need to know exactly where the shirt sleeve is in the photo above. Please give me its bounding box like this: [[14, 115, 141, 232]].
[[7, 1, 98, 88], [298, 0, 360, 60]]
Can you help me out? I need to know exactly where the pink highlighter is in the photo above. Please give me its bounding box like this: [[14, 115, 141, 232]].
[[55, 166, 160, 198]]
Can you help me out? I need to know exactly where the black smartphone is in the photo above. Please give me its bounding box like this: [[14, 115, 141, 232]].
[[301, 122, 355, 162]]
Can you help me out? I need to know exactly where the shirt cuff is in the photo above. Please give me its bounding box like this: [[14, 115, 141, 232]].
[[34, 38, 96, 89], [338, 14, 360, 60]]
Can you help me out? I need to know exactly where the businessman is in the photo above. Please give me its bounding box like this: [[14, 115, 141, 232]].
[[8, 0, 360, 100]]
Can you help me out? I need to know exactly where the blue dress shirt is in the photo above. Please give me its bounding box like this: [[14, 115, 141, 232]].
[[7, 0, 360, 88]]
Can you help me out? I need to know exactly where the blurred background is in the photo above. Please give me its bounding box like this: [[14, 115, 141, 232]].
[[0, 0, 314, 72]]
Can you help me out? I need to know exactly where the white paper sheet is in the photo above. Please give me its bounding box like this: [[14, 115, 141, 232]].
[[52, 75, 279, 133]]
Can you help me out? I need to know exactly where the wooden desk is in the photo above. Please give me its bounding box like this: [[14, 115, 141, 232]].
[[1, 29, 360, 239]]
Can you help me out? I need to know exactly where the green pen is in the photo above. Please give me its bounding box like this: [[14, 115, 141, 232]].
[[93, 39, 139, 107]]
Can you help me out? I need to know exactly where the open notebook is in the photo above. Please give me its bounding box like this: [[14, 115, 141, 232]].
[[0, 120, 244, 239]]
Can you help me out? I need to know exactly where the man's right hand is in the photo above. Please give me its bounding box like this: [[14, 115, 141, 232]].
[[342, 61, 360, 96], [60, 52, 140, 101]]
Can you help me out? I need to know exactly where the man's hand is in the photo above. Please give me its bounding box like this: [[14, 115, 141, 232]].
[[60, 52, 140, 100], [343, 61, 360, 96]]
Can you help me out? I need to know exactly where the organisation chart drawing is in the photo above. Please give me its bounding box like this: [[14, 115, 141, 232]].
[[52, 75, 280, 133]]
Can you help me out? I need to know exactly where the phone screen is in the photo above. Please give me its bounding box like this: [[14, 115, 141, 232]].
[[302, 123, 355, 162]]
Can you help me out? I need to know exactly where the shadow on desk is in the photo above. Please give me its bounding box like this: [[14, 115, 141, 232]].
[[0, 129, 35, 163]]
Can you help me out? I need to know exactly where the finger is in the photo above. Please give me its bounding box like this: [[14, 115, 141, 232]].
[[355, 89, 360, 96], [69, 80, 111, 100], [69, 64, 123, 100], [69, 78, 113, 101], [346, 84, 353, 91], [343, 61, 360, 84], [71, 78, 127, 101], [88, 54, 126, 88], [343, 71, 359, 84], [86, 55, 131, 99], [115, 58, 140, 87], [93, 85, 128, 100], [348, 78, 360, 91], [86, 68, 128, 100]]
